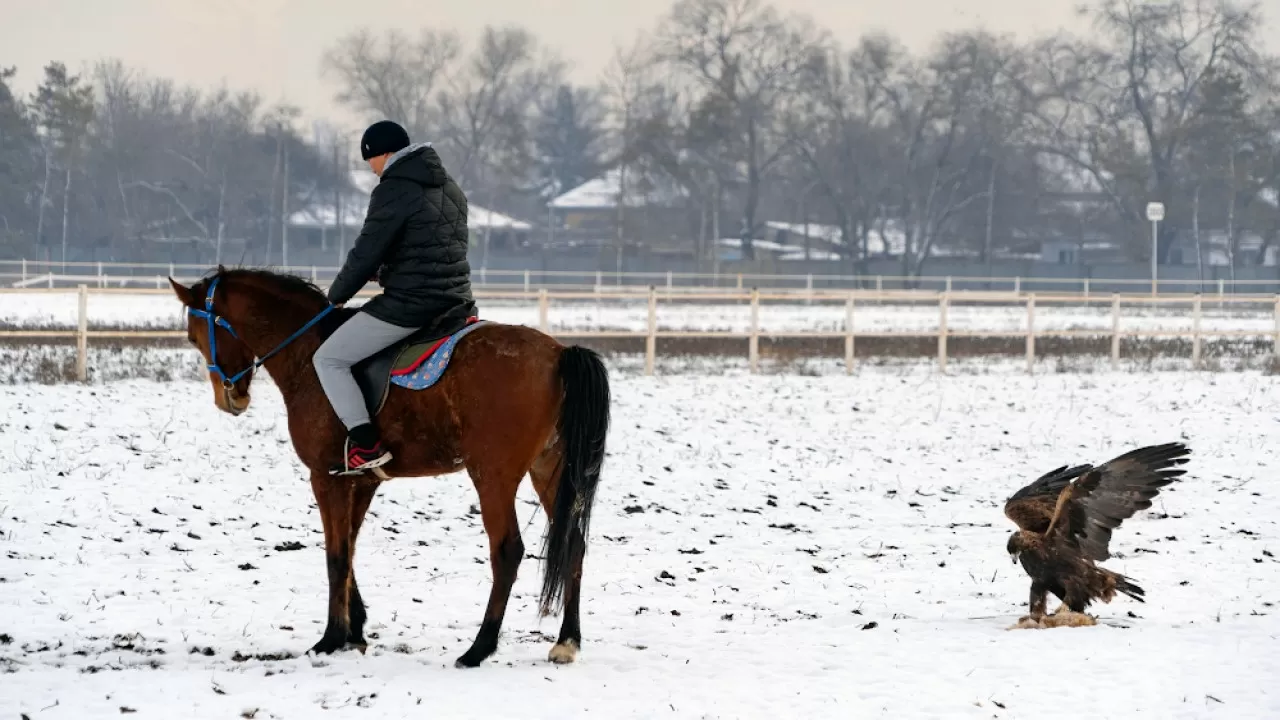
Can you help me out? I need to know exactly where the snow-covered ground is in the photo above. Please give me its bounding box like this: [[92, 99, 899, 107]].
[[2, 370, 1277, 718], [2, 290, 1277, 335]]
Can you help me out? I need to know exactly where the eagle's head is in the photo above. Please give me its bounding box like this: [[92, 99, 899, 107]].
[[1006, 531, 1029, 564]]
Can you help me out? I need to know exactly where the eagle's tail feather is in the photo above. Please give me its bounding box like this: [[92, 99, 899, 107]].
[[1113, 573, 1145, 603]]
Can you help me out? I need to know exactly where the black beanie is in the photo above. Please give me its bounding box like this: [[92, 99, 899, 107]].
[[360, 120, 410, 160]]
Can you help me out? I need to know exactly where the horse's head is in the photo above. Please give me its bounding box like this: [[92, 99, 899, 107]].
[[169, 273, 255, 416]]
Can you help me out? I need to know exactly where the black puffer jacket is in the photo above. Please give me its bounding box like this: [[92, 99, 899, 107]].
[[327, 144, 475, 330]]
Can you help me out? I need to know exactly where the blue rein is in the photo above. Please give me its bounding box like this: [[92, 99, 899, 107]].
[[188, 276, 334, 386]]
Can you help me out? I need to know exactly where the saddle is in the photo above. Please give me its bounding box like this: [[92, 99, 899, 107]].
[[352, 316, 489, 417]]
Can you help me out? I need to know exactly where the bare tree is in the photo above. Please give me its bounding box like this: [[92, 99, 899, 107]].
[[31, 62, 95, 265], [321, 28, 461, 139], [657, 0, 823, 261], [1021, 0, 1266, 262], [436, 26, 555, 194]]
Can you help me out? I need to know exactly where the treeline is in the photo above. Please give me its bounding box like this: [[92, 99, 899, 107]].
[[1, 0, 1278, 273]]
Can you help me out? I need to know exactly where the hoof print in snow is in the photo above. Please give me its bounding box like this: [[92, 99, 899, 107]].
[[272, 541, 304, 552], [237, 563, 256, 571]]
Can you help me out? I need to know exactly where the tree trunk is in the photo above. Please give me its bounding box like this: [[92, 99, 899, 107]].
[[697, 200, 707, 272], [983, 157, 996, 276], [1192, 184, 1203, 288], [60, 166, 71, 266], [215, 172, 227, 265], [1227, 149, 1237, 283], [711, 175, 721, 276], [615, 163, 626, 275], [36, 145, 50, 254], [265, 132, 282, 264], [281, 140, 290, 267]]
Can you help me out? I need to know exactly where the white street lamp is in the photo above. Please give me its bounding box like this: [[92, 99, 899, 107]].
[[1146, 202, 1164, 296]]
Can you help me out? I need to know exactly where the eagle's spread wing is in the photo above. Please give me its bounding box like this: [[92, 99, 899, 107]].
[[1058, 442, 1190, 560], [1004, 462, 1094, 532]]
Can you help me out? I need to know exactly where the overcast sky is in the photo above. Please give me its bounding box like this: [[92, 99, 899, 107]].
[[3, 0, 1277, 133]]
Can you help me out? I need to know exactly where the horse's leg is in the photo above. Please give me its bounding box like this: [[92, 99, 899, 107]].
[[345, 477, 380, 650], [454, 474, 524, 668], [309, 472, 355, 655], [528, 450, 584, 664]]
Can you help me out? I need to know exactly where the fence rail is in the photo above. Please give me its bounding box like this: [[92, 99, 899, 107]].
[[3, 285, 1278, 381], [4, 258, 1280, 296]]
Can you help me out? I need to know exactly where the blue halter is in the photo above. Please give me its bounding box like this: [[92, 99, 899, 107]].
[[188, 276, 335, 386]]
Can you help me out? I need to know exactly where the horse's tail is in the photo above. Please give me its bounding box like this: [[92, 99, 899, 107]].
[[538, 345, 610, 617]]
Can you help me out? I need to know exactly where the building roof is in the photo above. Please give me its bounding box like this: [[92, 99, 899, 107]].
[[289, 169, 532, 231], [549, 167, 687, 210]]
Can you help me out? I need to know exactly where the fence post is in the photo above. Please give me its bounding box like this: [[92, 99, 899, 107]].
[[595, 271, 602, 292], [1191, 294, 1202, 369], [645, 286, 657, 376], [1273, 295, 1280, 363], [1083, 277, 1089, 298], [1025, 293, 1035, 374], [945, 275, 952, 294], [524, 269, 531, 292], [875, 276, 882, 293], [1014, 276, 1021, 294], [538, 288, 549, 333], [1219, 278, 1225, 308], [938, 292, 949, 374], [76, 284, 88, 382], [47, 273, 53, 288], [844, 293, 855, 375], [666, 270, 673, 290], [21, 258, 27, 284], [311, 266, 317, 282], [736, 274, 743, 290], [748, 287, 760, 373], [805, 274, 813, 306], [97, 261, 104, 288], [1111, 294, 1121, 370]]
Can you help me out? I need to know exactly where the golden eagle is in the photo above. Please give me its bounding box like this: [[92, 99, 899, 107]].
[[1003, 442, 1189, 627]]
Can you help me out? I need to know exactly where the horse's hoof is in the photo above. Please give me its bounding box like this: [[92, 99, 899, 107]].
[[309, 631, 348, 656], [347, 640, 368, 655], [454, 652, 485, 669], [548, 640, 578, 664]]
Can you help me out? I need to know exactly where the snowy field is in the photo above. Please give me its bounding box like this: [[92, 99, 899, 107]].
[[1, 370, 1278, 718], [1, 290, 1277, 335]]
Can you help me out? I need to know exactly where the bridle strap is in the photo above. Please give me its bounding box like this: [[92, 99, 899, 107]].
[[187, 276, 335, 386]]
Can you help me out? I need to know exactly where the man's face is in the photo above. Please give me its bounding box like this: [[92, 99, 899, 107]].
[[367, 153, 391, 176]]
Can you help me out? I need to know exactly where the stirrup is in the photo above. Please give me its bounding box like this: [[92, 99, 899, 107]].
[[330, 440, 392, 476]]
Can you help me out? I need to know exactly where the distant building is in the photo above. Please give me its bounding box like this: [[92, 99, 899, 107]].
[[287, 169, 533, 258]]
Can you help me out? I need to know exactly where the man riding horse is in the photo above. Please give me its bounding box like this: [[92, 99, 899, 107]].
[[315, 120, 476, 476]]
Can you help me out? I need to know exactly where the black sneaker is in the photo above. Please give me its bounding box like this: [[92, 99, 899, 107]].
[[330, 424, 392, 476]]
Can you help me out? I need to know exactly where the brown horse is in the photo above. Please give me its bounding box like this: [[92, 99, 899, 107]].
[[167, 267, 610, 668]]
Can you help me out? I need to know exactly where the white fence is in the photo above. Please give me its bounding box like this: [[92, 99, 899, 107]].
[[4, 258, 1280, 296], [2, 285, 1278, 382]]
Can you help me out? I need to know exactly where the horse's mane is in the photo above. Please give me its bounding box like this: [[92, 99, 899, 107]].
[[191, 266, 358, 335], [191, 266, 325, 299]]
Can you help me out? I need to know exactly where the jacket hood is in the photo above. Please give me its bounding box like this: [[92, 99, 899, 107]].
[[381, 142, 449, 188]]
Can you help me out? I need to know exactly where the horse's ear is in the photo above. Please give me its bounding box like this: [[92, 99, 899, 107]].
[[168, 277, 195, 306]]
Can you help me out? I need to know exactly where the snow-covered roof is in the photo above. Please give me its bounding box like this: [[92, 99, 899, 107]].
[[1261, 187, 1278, 208], [549, 167, 686, 210], [290, 169, 531, 231], [764, 221, 844, 245]]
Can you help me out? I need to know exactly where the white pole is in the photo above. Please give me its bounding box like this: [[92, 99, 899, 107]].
[[1151, 219, 1158, 297]]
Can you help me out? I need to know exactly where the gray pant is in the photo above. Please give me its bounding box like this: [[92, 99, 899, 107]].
[[314, 310, 419, 430]]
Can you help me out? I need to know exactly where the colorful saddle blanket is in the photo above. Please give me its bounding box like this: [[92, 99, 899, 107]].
[[353, 318, 488, 416]]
